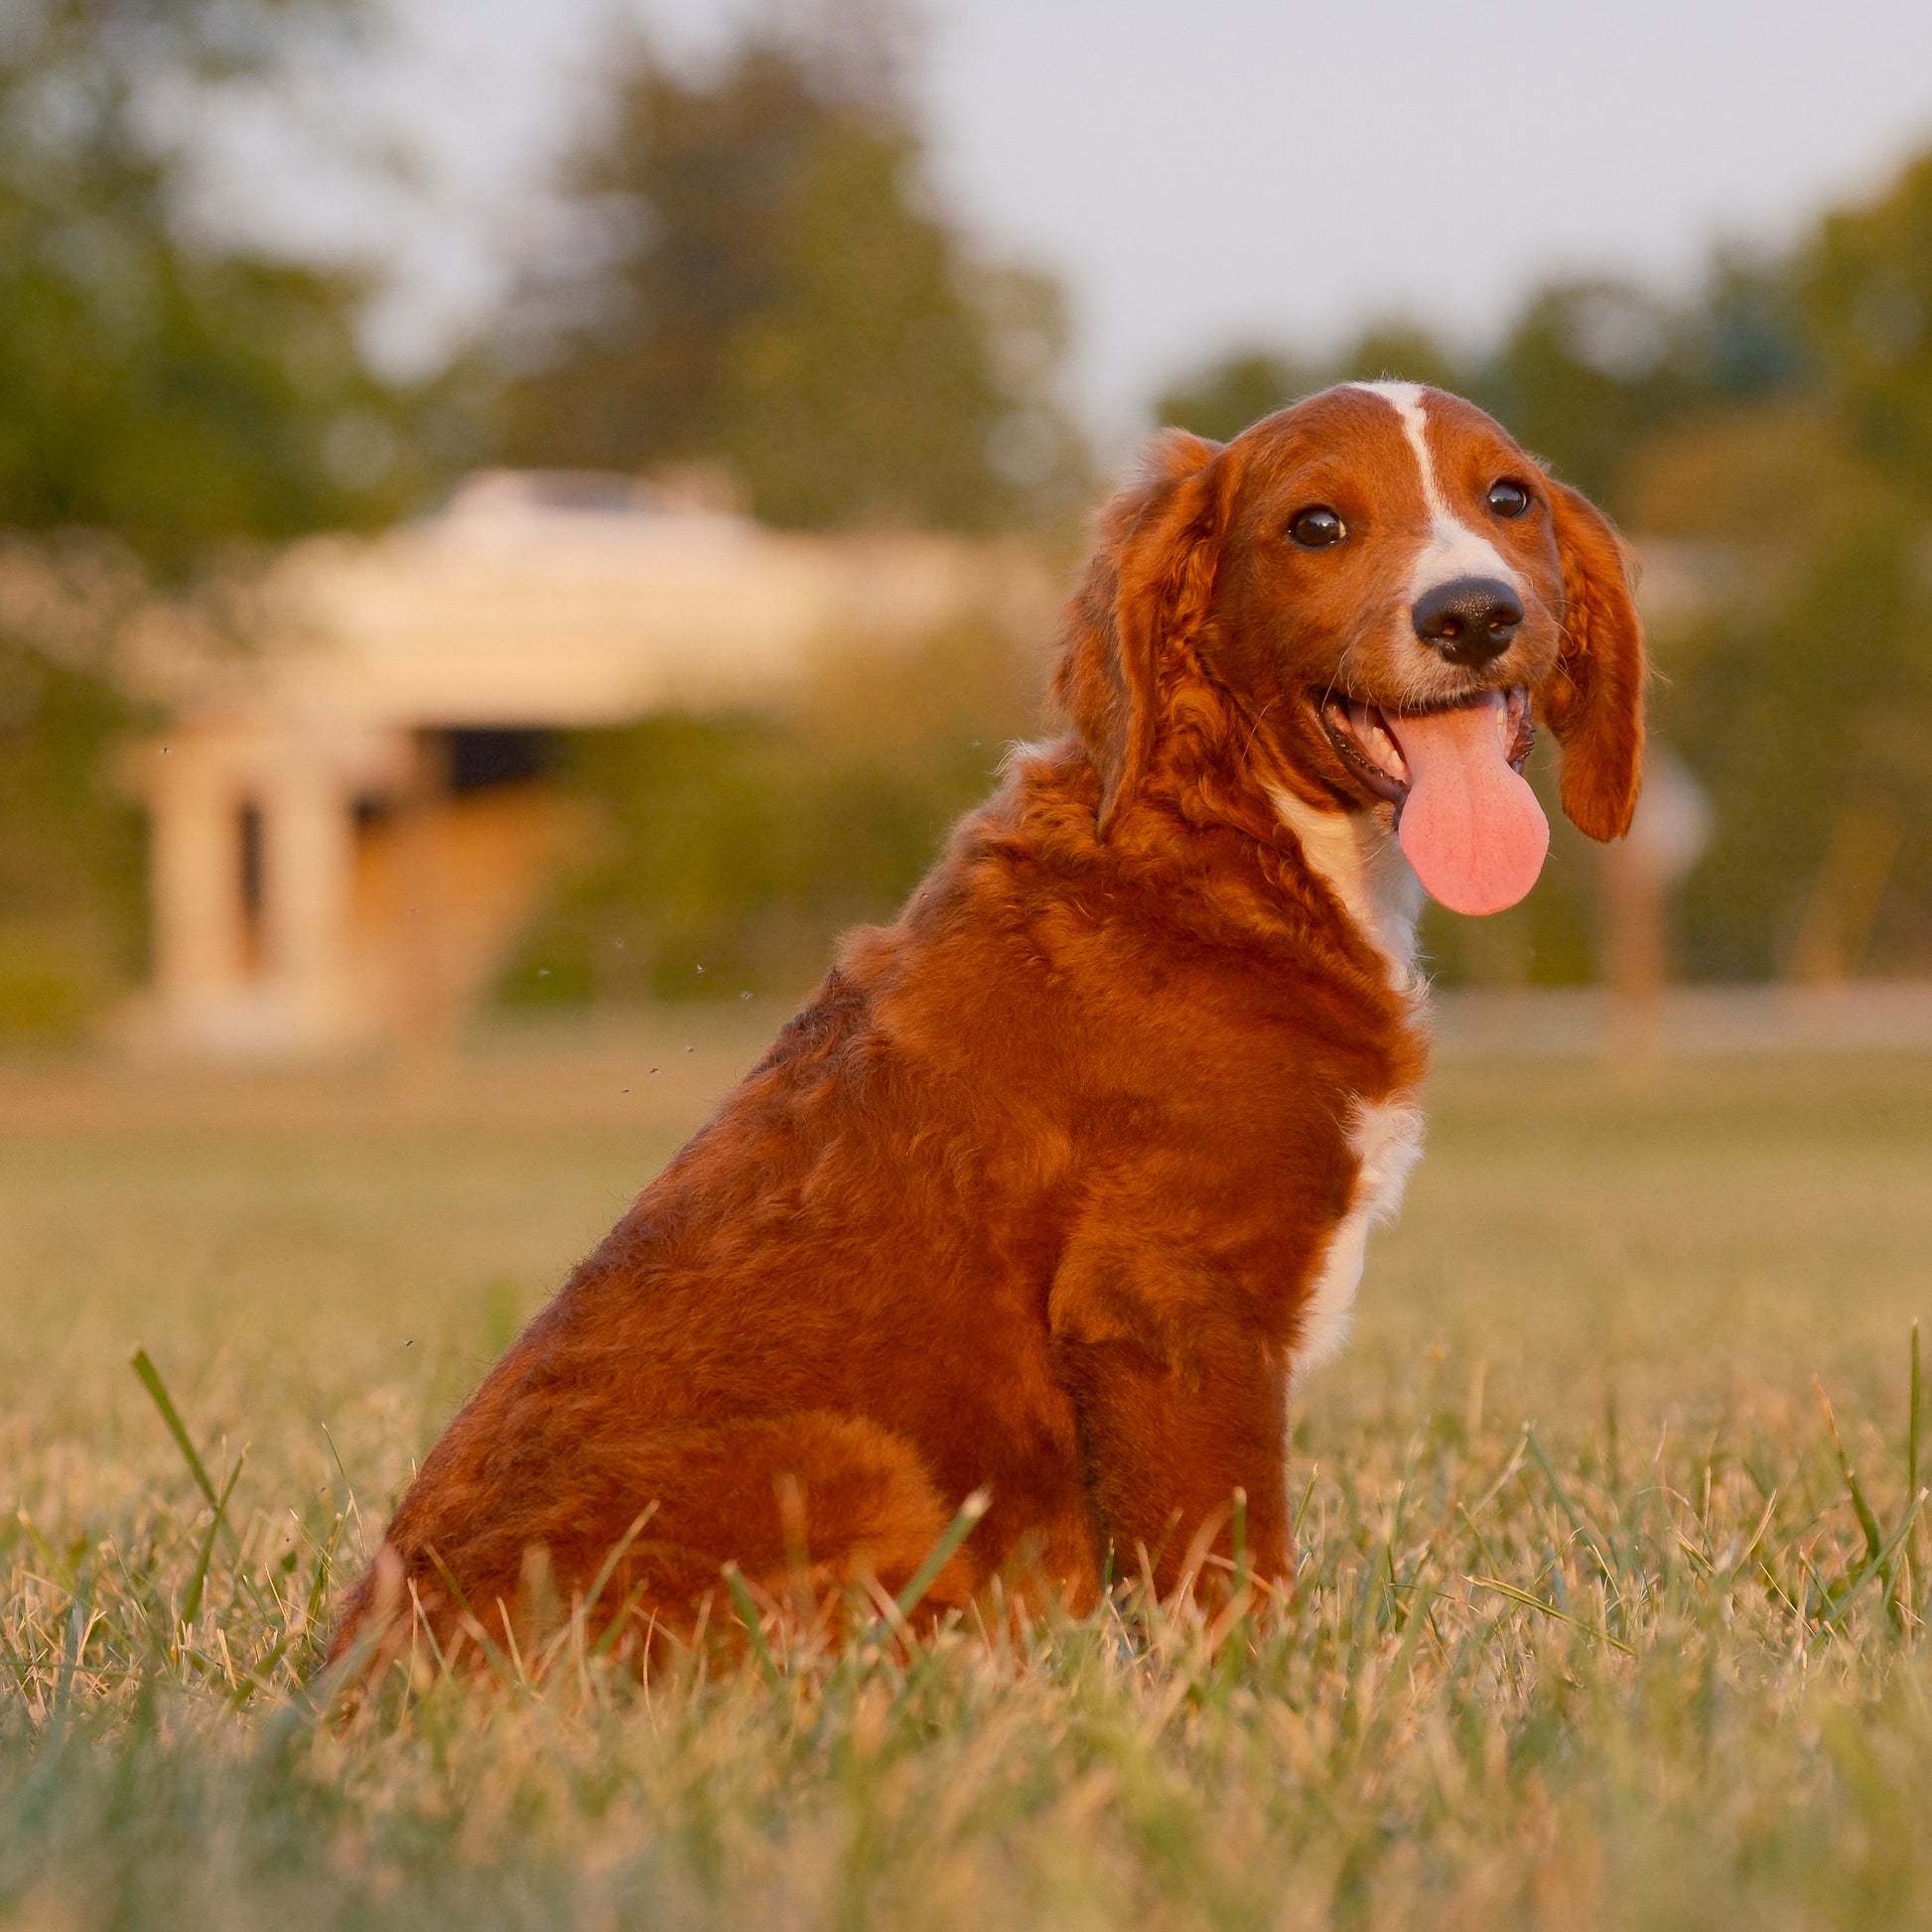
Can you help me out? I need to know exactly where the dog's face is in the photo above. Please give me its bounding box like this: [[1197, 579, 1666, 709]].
[[1209, 383, 1564, 804], [1057, 383, 1647, 893]]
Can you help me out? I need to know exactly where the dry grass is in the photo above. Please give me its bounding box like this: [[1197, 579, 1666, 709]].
[[1, 1022, 1929, 1930]]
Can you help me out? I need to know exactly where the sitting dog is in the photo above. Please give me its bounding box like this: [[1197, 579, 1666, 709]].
[[330, 382, 1644, 1662]]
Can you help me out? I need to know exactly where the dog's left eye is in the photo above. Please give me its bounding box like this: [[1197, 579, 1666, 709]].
[[1288, 506, 1347, 548], [1487, 481, 1532, 518]]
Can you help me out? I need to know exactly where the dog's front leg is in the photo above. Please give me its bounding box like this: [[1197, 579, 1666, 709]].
[[1048, 1245, 1291, 1602]]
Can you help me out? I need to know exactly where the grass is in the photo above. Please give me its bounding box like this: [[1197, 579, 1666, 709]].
[[1, 1021, 1930, 1929]]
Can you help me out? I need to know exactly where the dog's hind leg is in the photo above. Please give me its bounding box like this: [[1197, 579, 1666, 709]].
[[329, 1409, 980, 1674]]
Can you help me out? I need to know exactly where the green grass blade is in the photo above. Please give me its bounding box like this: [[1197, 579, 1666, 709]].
[[302, 1516, 344, 1642], [722, 1564, 782, 1687], [1291, 1465, 1319, 1542], [581, 1504, 658, 1625], [1815, 1378, 1889, 1613], [180, 1452, 245, 1629], [1911, 1322, 1922, 1570], [1911, 1322, 1922, 1500], [1525, 1426, 1616, 1584], [1913, 1321, 1926, 1613], [52, 1587, 92, 1719], [1466, 1574, 1635, 1656], [1815, 1490, 1926, 1635], [894, 1486, 991, 1621], [130, 1349, 218, 1510], [588, 1584, 651, 1666], [422, 1549, 514, 1684], [1468, 1429, 1531, 1522]]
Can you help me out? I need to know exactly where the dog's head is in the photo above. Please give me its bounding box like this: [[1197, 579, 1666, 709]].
[[1054, 382, 1646, 913]]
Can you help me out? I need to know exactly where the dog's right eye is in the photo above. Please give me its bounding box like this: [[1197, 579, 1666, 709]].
[[1288, 506, 1346, 549]]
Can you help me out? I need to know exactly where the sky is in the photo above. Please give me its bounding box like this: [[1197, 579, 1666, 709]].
[[207, 0, 1932, 444]]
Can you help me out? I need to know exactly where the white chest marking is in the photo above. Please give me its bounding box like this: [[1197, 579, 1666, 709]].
[[1348, 380, 1520, 600], [1268, 784, 1424, 992], [1294, 1096, 1426, 1382], [1265, 787, 1427, 1380]]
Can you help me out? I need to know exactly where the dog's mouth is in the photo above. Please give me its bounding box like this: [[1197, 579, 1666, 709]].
[[1317, 685, 1534, 804], [1313, 685, 1548, 916]]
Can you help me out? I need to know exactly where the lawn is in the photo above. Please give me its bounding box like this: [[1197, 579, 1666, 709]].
[[1, 1020, 1929, 1930]]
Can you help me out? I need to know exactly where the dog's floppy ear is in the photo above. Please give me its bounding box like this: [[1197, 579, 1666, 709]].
[[1539, 477, 1648, 842], [1054, 430, 1226, 838]]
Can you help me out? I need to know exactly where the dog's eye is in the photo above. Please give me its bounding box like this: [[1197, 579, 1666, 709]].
[[1288, 506, 1346, 549], [1487, 481, 1532, 518]]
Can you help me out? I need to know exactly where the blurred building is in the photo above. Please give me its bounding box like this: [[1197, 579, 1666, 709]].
[[121, 473, 1055, 1057]]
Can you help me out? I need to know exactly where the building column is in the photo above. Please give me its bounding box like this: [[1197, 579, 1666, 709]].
[[147, 747, 245, 1031], [260, 753, 356, 1043]]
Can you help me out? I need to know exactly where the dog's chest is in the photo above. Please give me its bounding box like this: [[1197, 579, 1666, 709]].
[[1268, 786, 1424, 988], [1294, 1095, 1426, 1380], [1260, 788, 1429, 1377]]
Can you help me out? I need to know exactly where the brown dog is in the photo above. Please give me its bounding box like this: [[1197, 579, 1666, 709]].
[[329, 382, 1643, 1663]]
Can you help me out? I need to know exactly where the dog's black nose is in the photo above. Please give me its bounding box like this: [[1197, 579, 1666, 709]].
[[1412, 576, 1523, 667]]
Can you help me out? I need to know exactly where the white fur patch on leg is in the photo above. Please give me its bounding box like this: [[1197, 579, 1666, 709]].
[[1293, 1096, 1426, 1382]]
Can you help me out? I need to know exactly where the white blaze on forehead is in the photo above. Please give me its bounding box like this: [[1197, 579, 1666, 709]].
[[1347, 380, 1520, 599]]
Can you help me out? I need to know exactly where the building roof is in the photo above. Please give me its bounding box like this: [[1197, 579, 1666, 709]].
[[128, 471, 1059, 734]]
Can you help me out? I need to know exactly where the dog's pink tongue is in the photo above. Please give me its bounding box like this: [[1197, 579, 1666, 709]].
[[1387, 697, 1550, 915]]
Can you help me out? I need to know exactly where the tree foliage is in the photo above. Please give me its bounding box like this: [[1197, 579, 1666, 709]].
[[0, 622, 145, 1035], [1154, 349, 1313, 449], [502, 619, 1044, 1006], [0, 0, 417, 571], [483, 27, 1087, 534], [0, 0, 420, 1035], [1799, 151, 1932, 500]]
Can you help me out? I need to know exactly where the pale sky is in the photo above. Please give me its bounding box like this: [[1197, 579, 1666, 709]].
[[205, 0, 1932, 444]]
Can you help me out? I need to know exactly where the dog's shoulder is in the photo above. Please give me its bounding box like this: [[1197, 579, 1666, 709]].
[[832, 743, 1425, 1128]]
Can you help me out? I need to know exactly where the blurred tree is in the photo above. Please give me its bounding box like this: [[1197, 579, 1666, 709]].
[[0, 0, 423, 1036], [1155, 348, 1314, 443], [1486, 262, 1815, 510], [0, 0, 418, 572], [1331, 319, 1469, 393], [1476, 280, 1697, 507], [1799, 150, 1932, 502], [1155, 271, 1807, 507], [501, 617, 1045, 1004], [1663, 513, 1932, 978], [0, 621, 144, 1036], [483, 23, 1087, 533], [1683, 252, 1810, 407], [1154, 323, 1467, 445], [1620, 402, 1886, 548], [1627, 208, 1932, 982]]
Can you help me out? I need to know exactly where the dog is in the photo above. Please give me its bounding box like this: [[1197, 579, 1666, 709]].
[[329, 381, 1644, 1666]]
